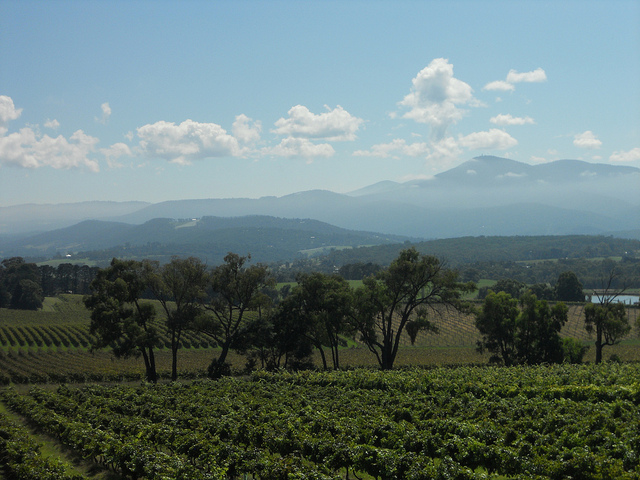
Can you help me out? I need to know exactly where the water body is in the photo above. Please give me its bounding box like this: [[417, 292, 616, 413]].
[[589, 294, 639, 305]]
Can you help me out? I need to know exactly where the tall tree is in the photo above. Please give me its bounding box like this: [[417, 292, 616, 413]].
[[282, 272, 355, 370], [1, 258, 43, 310], [516, 292, 568, 364], [584, 268, 631, 363], [147, 257, 208, 381], [354, 248, 473, 370], [199, 253, 273, 378], [475, 290, 519, 366], [83, 258, 161, 383], [555, 271, 584, 302], [476, 291, 568, 365]]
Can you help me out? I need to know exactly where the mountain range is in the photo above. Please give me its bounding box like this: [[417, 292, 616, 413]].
[[1, 156, 639, 262]]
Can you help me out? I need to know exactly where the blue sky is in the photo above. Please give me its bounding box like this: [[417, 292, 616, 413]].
[[1, 0, 639, 207]]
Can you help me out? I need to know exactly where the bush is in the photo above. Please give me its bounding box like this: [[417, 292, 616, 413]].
[[562, 338, 588, 364]]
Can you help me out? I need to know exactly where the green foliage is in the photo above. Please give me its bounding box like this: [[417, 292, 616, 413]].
[[476, 291, 568, 365], [555, 271, 585, 302], [279, 272, 355, 369], [199, 252, 273, 377], [354, 248, 474, 370], [83, 258, 161, 382], [585, 302, 631, 363], [2, 364, 640, 479], [0, 257, 44, 310]]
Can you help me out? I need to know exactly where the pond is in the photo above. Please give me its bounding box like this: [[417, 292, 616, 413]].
[[588, 294, 639, 305]]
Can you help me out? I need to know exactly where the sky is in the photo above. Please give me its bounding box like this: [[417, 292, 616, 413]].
[[1, 0, 639, 207]]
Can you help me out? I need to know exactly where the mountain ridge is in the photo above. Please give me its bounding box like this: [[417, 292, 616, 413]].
[[2, 156, 638, 240]]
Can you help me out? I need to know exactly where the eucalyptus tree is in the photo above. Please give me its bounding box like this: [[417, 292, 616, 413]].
[[354, 248, 474, 370], [199, 253, 273, 377], [585, 269, 631, 363], [476, 291, 568, 366], [83, 258, 160, 382], [147, 257, 208, 381], [281, 272, 355, 370]]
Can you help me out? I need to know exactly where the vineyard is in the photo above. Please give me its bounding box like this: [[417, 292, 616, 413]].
[[0, 295, 638, 384], [1, 364, 639, 479]]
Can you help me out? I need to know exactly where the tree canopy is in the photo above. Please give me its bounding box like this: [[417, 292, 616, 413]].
[[353, 248, 473, 370]]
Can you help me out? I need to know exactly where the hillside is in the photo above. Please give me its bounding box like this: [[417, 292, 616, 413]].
[[0, 215, 407, 265]]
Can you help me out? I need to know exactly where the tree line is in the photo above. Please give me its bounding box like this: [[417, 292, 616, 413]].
[[0, 258, 99, 310], [82, 249, 635, 382], [83, 249, 474, 382]]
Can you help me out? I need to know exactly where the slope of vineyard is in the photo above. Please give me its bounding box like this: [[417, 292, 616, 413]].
[[1, 365, 639, 479], [0, 295, 638, 384]]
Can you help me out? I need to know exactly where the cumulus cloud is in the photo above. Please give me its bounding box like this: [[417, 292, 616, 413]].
[[44, 119, 60, 130], [101, 142, 132, 168], [490, 114, 535, 126], [458, 129, 518, 150], [0, 95, 23, 134], [482, 81, 515, 92], [232, 114, 261, 144], [136, 119, 241, 165], [353, 138, 429, 158], [96, 102, 111, 124], [399, 58, 475, 140], [483, 68, 547, 93], [573, 131, 602, 149], [272, 105, 363, 141], [0, 127, 99, 171], [265, 137, 334, 160], [425, 136, 463, 164], [506, 68, 547, 83], [609, 147, 640, 163]]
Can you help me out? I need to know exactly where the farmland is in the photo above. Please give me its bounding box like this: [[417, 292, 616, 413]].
[[2, 365, 640, 479], [0, 294, 638, 384]]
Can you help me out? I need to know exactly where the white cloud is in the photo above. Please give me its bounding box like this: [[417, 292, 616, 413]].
[[530, 155, 547, 164], [498, 172, 527, 179], [483, 68, 547, 94], [482, 81, 515, 92], [265, 137, 334, 160], [458, 129, 518, 150], [399, 173, 434, 182], [272, 105, 363, 141], [136, 119, 241, 165], [96, 102, 111, 124], [506, 68, 547, 83], [399, 58, 475, 140], [101, 142, 132, 168], [0, 127, 99, 171], [490, 114, 535, 126], [466, 169, 477, 175], [232, 114, 261, 144], [0, 95, 23, 134], [425, 136, 463, 164], [353, 138, 429, 158], [573, 130, 602, 149], [44, 118, 60, 130], [609, 147, 640, 163]]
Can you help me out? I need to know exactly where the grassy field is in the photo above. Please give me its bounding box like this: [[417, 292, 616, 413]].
[[0, 295, 638, 384]]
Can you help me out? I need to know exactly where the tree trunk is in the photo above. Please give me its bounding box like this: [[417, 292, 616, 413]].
[[171, 345, 178, 381], [141, 347, 158, 383], [317, 345, 328, 370], [595, 326, 603, 364]]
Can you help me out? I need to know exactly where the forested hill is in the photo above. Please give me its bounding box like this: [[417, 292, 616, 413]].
[[325, 235, 640, 268], [0, 215, 408, 265]]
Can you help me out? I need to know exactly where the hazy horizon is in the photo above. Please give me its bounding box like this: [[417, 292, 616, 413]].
[[1, 1, 639, 208]]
